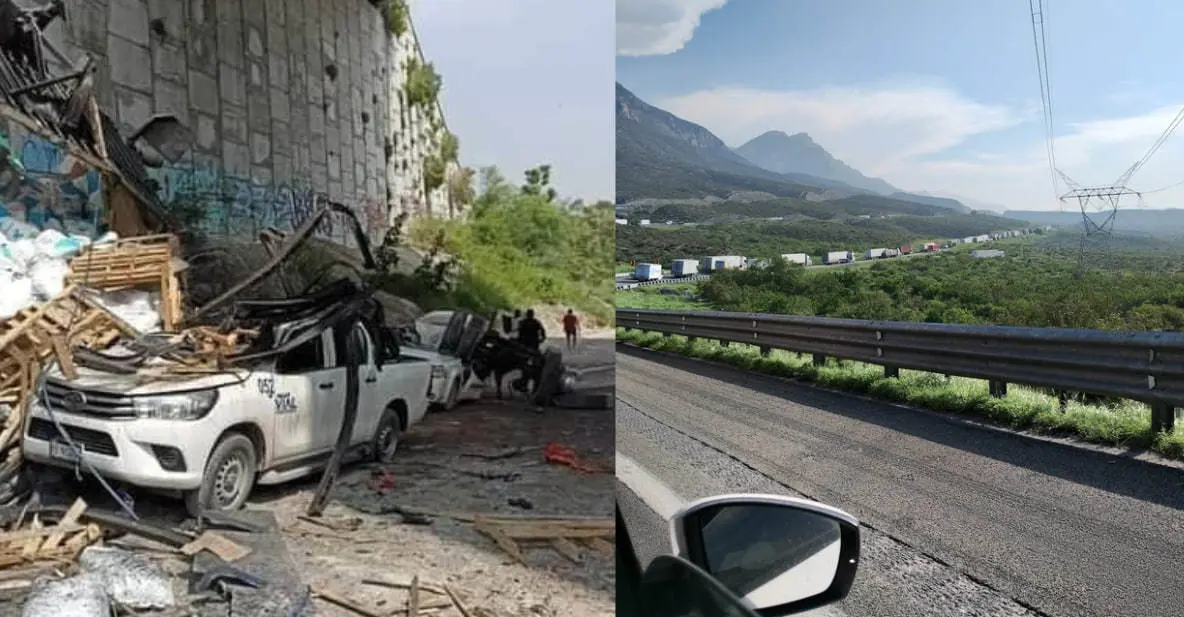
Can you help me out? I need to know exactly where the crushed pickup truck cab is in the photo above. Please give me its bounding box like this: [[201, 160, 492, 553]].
[[24, 311, 432, 516], [399, 310, 489, 411]]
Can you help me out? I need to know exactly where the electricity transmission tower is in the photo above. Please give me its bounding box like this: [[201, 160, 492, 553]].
[[1058, 184, 1140, 277]]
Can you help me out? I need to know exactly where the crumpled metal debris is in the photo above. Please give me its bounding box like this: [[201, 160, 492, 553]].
[[78, 545, 176, 609], [20, 573, 110, 617]]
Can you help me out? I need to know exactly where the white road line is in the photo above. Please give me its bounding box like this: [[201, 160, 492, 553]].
[[616, 453, 686, 520]]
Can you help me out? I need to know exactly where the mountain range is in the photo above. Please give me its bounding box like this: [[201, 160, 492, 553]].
[[616, 82, 972, 213], [1004, 209, 1184, 237]]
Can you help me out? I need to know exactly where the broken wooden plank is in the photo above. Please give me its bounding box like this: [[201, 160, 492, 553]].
[[179, 530, 251, 562], [586, 537, 614, 555], [360, 577, 448, 596], [550, 537, 583, 563], [0, 523, 85, 546], [50, 334, 77, 380], [442, 584, 474, 617], [474, 519, 526, 564], [408, 574, 419, 617], [41, 497, 87, 552], [312, 586, 385, 617]]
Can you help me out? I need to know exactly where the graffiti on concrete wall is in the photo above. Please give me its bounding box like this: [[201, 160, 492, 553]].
[[0, 120, 104, 241], [148, 161, 386, 248]]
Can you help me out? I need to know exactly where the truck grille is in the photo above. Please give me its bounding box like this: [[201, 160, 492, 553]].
[[27, 418, 119, 457], [40, 380, 136, 418]]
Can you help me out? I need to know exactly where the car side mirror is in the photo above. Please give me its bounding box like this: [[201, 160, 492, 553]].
[[670, 494, 861, 616]]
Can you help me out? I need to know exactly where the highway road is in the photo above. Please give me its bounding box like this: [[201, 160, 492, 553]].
[[616, 345, 1184, 617]]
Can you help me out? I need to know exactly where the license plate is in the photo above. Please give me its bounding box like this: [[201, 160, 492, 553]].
[[50, 440, 81, 462]]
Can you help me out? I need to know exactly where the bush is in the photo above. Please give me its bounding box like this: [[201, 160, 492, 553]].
[[407, 166, 615, 324], [405, 59, 441, 108]]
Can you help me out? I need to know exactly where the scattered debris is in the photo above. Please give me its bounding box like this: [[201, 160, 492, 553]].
[[472, 515, 614, 565], [542, 442, 606, 474]]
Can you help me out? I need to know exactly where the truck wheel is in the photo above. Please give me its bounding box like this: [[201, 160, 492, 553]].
[[441, 378, 461, 411], [185, 433, 257, 517], [371, 408, 400, 464]]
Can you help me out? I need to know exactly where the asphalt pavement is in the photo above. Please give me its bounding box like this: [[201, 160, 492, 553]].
[[616, 345, 1184, 617]]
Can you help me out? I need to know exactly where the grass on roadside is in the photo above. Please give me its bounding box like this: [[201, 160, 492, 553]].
[[615, 285, 709, 310], [617, 329, 1184, 461]]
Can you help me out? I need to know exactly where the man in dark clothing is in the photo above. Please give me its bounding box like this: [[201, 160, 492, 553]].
[[516, 309, 546, 350], [501, 311, 514, 336]]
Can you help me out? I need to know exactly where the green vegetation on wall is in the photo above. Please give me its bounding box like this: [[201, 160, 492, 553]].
[[440, 131, 459, 162], [422, 154, 447, 193], [408, 166, 615, 324], [405, 59, 442, 109], [386, 0, 408, 36]]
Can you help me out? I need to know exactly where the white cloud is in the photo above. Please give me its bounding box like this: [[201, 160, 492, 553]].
[[658, 82, 1184, 211], [616, 0, 727, 57], [658, 83, 1029, 177]]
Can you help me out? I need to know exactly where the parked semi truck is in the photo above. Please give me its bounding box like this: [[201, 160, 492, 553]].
[[781, 253, 812, 266], [824, 251, 854, 265], [634, 263, 662, 281], [865, 248, 888, 259], [899, 245, 912, 255], [671, 259, 699, 277]]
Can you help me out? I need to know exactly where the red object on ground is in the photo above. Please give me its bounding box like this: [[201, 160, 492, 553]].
[[543, 442, 602, 473], [369, 468, 397, 493]]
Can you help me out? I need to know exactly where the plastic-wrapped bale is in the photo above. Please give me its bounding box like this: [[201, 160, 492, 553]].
[[78, 545, 176, 609], [21, 574, 110, 617]]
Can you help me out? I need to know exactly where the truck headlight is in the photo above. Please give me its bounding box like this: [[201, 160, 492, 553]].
[[431, 365, 446, 379], [133, 390, 218, 420]]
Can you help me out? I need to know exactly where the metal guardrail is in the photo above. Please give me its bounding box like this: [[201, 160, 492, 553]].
[[617, 308, 1184, 432], [616, 274, 712, 290]]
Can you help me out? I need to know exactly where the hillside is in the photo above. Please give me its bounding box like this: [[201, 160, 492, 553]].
[[622, 194, 963, 225], [735, 130, 897, 195], [616, 212, 1025, 264], [1004, 208, 1184, 237], [616, 83, 820, 202], [616, 83, 972, 215]]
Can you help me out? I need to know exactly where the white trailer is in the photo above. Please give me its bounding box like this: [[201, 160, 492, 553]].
[[971, 249, 1005, 259], [824, 251, 854, 265], [704, 255, 746, 271], [781, 253, 812, 266], [634, 263, 662, 280], [671, 259, 699, 277], [865, 248, 889, 260]]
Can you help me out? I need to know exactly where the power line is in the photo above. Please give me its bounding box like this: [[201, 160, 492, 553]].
[[1114, 103, 1184, 186], [1029, 0, 1064, 201]]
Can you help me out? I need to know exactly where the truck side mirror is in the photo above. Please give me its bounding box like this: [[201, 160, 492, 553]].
[[670, 494, 861, 616]]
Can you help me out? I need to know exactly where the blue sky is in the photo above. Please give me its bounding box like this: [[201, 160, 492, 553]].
[[412, 0, 613, 202], [617, 0, 1184, 211]]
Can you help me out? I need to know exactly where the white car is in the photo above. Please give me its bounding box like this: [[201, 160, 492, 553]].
[[23, 320, 432, 515], [398, 310, 487, 410]]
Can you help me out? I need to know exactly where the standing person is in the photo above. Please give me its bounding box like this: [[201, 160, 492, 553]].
[[517, 309, 546, 350], [501, 310, 514, 336], [510, 309, 523, 336], [562, 308, 580, 351]]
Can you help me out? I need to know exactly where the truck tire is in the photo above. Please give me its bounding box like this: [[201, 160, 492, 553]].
[[184, 433, 257, 517], [370, 408, 400, 464]]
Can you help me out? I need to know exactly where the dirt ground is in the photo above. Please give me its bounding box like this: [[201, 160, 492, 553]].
[[251, 370, 616, 617]]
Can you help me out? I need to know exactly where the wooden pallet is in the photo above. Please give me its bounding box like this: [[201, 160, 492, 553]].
[[0, 286, 138, 390], [65, 234, 184, 331], [0, 498, 102, 569], [473, 516, 614, 564]]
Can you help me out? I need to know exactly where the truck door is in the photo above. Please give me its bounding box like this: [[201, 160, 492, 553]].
[[269, 330, 333, 463], [438, 312, 468, 356], [455, 315, 490, 389]]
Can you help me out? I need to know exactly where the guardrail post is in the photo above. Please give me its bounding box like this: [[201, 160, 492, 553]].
[[812, 353, 825, 366], [760, 346, 771, 357], [989, 380, 1007, 398], [1150, 404, 1175, 433], [884, 366, 899, 378]]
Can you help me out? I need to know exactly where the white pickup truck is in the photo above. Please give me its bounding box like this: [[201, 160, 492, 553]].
[[22, 320, 432, 515]]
